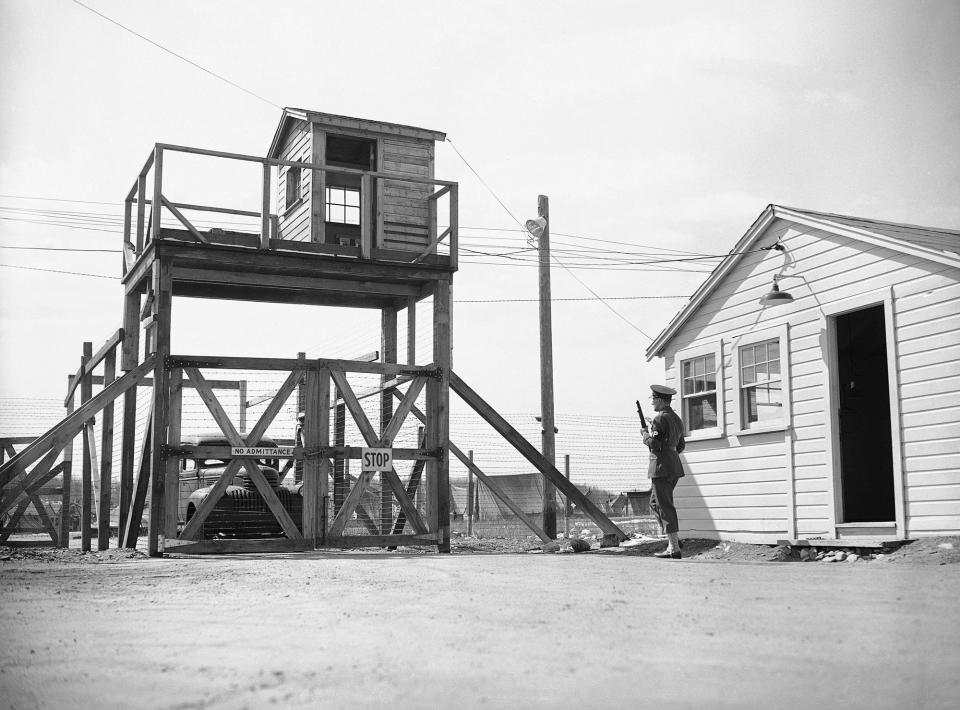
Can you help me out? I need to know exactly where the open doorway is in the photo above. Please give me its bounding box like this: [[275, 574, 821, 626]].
[[834, 304, 896, 522]]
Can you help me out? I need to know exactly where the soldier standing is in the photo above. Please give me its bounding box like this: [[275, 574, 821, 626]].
[[642, 384, 686, 559]]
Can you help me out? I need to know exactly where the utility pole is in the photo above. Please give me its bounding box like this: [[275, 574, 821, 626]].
[[535, 195, 558, 539]]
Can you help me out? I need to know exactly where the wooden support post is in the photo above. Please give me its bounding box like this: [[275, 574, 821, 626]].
[[467, 449, 474, 537], [164, 368, 183, 538], [119, 386, 137, 536], [448, 183, 459, 270], [536, 194, 558, 539], [294, 351, 305, 483], [97, 347, 116, 550], [334, 393, 346, 514], [147, 260, 172, 557], [80, 343, 93, 552], [238, 380, 248, 433], [432, 281, 452, 552], [360, 173, 372, 259], [407, 296, 416, 365], [260, 161, 271, 249], [303, 366, 329, 546], [122, 198, 133, 275], [136, 173, 146, 252], [121, 291, 140, 372], [564, 453, 571, 538], [151, 146, 163, 244], [122, 405, 152, 548], [60, 385, 74, 548], [381, 307, 397, 533]]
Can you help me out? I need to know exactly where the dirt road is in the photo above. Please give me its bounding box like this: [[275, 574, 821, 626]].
[[2, 550, 958, 709]]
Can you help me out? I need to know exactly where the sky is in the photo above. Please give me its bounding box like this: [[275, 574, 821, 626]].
[[1, 0, 959, 424]]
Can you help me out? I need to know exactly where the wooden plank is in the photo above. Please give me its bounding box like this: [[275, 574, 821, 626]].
[[147, 259, 172, 556], [329, 369, 427, 534], [161, 195, 210, 244], [167, 355, 434, 377], [325, 533, 439, 549], [173, 267, 421, 300], [60, 389, 74, 548], [136, 174, 146, 252], [28, 493, 59, 544], [360, 173, 372, 259], [164, 369, 183, 538], [0, 357, 156, 487], [327, 470, 374, 538], [179, 367, 304, 542], [164, 538, 308, 554], [448, 184, 458, 270], [261, 162, 271, 249], [122, 404, 152, 548], [302, 368, 324, 545], [97, 348, 116, 550], [0, 450, 64, 515], [119, 386, 137, 534], [432, 281, 452, 552], [0, 437, 40, 447], [413, 228, 451, 264], [381, 377, 426, 445], [449, 371, 628, 542], [80, 343, 93, 553], [389, 429, 427, 540], [151, 146, 163, 243], [381, 309, 398, 533], [0, 498, 31, 543]]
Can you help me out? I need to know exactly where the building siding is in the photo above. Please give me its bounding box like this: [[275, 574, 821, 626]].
[[276, 119, 311, 242], [660, 217, 960, 542], [381, 136, 433, 252]]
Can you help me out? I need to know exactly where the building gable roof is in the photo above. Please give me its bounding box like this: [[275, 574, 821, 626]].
[[267, 107, 446, 158], [645, 204, 960, 360]]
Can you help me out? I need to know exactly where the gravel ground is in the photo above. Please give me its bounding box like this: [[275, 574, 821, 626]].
[[1, 536, 958, 710]]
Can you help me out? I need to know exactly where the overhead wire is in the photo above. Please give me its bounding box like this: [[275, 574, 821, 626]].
[[69, 0, 283, 111]]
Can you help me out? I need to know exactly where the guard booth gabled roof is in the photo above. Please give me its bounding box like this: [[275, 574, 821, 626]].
[[267, 108, 447, 158]]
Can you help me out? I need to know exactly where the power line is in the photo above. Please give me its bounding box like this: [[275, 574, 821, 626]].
[[69, 0, 283, 111], [0, 245, 118, 253], [0, 263, 116, 279], [458, 295, 688, 303]]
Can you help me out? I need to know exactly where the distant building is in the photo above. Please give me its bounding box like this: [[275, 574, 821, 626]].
[[646, 205, 960, 543]]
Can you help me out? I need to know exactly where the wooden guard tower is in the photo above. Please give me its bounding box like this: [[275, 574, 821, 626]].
[[0, 109, 628, 556]]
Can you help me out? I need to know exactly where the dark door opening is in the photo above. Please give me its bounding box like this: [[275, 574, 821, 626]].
[[835, 304, 895, 522]]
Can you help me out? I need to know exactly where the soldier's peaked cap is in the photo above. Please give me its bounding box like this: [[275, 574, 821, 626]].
[[650, 384, 676, 397]]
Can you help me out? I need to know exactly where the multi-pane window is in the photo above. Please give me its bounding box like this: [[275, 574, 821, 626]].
[[285, 165, 302, 209], [325, 186, 360, 225], [739, 339, 782, 429], [681, 353, 718, 431]]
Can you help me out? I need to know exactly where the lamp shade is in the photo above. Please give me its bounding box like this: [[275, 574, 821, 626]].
[[759, 281, 794, 306]]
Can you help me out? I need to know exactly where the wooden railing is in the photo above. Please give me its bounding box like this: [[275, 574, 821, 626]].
[[122, 143, 458, 274]]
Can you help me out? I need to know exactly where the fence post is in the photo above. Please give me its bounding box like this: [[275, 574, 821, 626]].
[[80, 343, 93, 552], [564, 454, 570, 538], [467, 449, 474, 537], [61, 378, 76, 548]]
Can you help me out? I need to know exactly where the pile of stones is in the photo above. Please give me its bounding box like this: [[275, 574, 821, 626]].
[[798, 547, 872, 562]]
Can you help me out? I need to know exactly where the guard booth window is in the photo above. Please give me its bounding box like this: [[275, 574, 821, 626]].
[[326, 186, 361, 225]]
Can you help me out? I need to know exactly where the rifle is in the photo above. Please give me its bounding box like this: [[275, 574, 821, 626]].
[[635, 399, 649, 432]]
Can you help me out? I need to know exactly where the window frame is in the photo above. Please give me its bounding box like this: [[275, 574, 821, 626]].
[[731, 323, 791, 436], [284, 164, 303, 213], [675, 340, 725, 441], [324, 185, 361, 226]]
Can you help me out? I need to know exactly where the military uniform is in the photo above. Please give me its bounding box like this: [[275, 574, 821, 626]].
[[642, 385, 686, 536]]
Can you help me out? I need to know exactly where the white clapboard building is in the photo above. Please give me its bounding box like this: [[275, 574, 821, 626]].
[[645, 205, 960, 544]]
